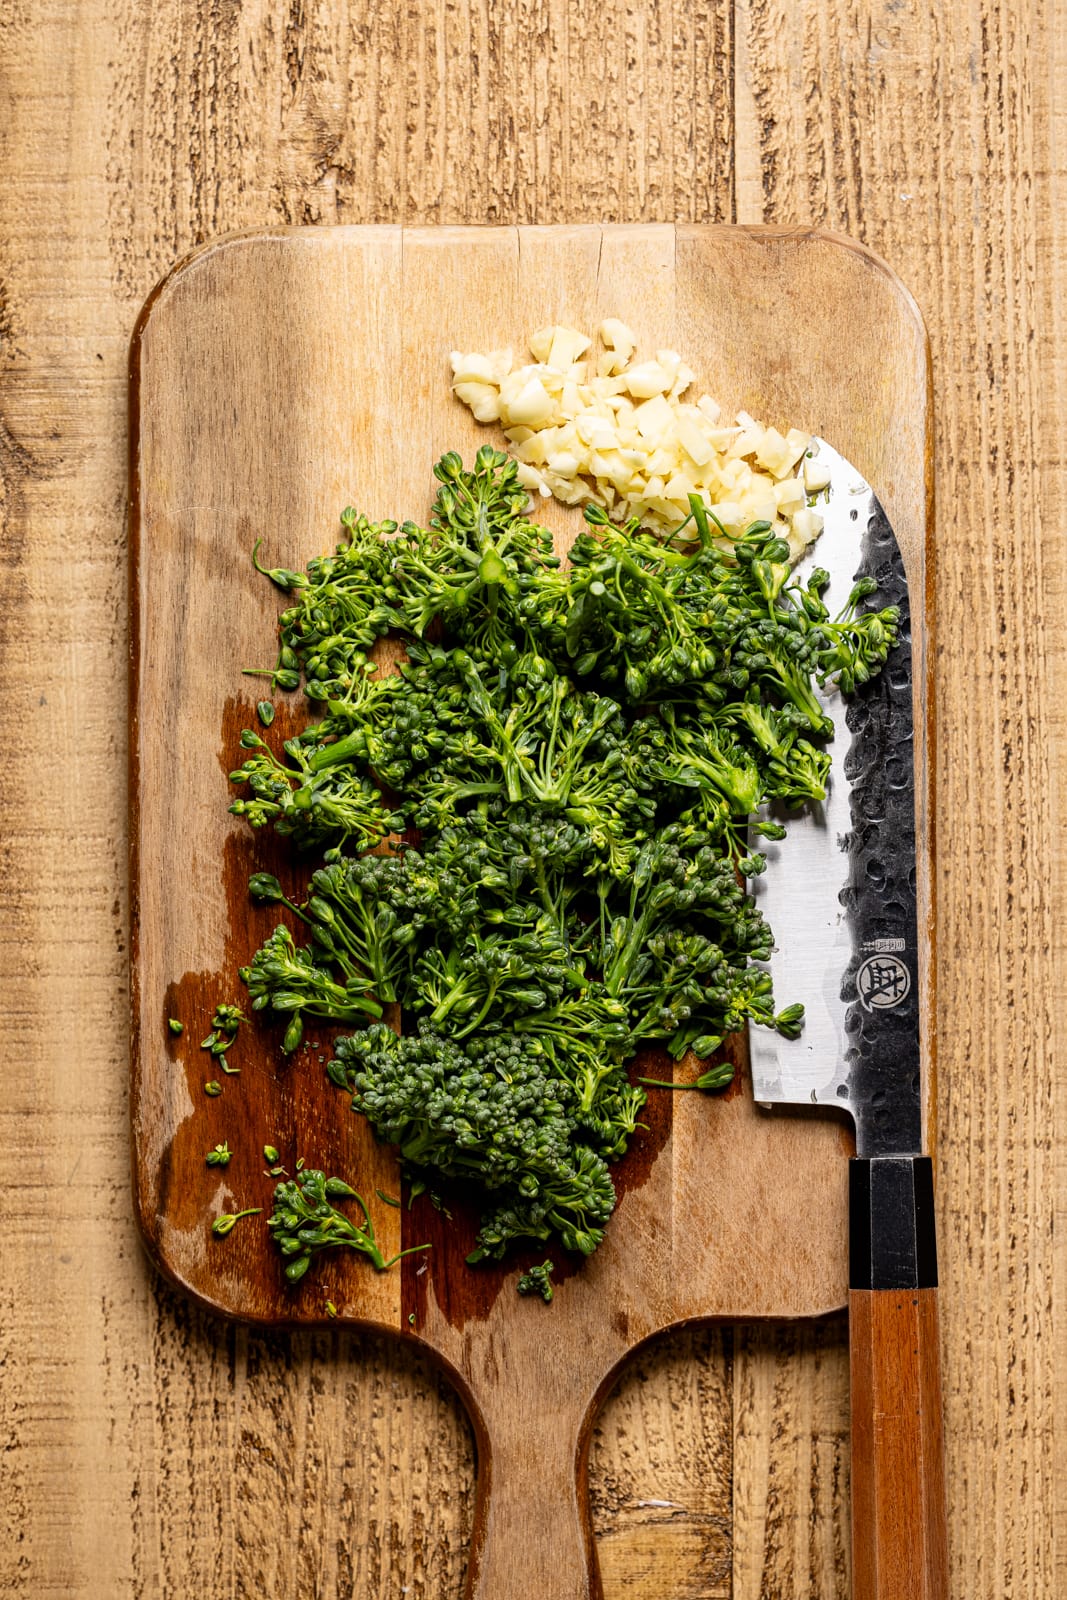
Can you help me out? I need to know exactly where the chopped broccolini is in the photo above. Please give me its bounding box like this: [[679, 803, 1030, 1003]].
[[231, 447, 897, 1278]]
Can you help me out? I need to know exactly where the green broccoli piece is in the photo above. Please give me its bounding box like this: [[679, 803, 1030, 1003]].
[[240, 924, 382, 1052], [517, 1260, 556, 1302], [266, 1167, 430, 1283], [329, 1025, 620, 1260]]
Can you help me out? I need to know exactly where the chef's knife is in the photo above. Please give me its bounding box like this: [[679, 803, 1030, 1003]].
[[748, 439, 947, 1599]]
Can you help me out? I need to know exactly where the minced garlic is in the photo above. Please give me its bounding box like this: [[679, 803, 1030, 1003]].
[[450, 322, 827, 557]]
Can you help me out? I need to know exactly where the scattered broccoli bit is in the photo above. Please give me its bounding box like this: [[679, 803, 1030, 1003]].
[[517, 1260, 556, 1302], [638, 1062, 736, 1091], [266, 1168, 431, 1282], [206, 1142, 232, 1167], [250, 538, 309, 592], [201, 1003, 246, 1065], [232, 447, 897, 1275], [212, 1207, 261, 1237], [263, 1144, 287, 1176], [203, 1081, 223, 1097], [167, 1017, 184, 1036]]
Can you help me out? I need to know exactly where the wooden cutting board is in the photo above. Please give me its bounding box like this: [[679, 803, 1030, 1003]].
[[129, 223, 933, 1599]]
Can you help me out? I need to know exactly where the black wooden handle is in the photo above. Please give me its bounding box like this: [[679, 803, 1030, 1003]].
[[850, 1155, 938, 1291]]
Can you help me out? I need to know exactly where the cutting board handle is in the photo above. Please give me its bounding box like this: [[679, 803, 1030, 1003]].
[[849, 1156, 948, 1599], [463, 1391, 601, 1600]]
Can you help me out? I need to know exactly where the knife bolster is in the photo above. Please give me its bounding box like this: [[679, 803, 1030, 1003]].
[[849, 1155, 938, 1290]]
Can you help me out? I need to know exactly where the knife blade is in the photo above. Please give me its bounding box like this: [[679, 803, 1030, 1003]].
[[747, 437, 922, 1158], [747, 438, 947, 1598]]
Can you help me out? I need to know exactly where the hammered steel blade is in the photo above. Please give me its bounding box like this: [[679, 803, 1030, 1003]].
[[747, 439, 921, 1159]]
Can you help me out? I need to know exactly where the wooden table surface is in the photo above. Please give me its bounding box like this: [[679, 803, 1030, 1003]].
[[2, 3, 1062, 1596]]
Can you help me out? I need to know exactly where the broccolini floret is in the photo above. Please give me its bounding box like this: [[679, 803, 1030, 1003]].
[[266, 1167, 430, 1281], [517, 1260, 556, 1302]]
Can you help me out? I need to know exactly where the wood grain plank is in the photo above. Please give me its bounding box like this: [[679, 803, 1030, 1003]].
[[3, 7, 741, 1595], [732, 1319, 851, 1600], [733, 0, 1062, 1594], [1041, 21, 1067, 1599], [590, 1328, 733, 1599], [1, 0, 1062, 1593]]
